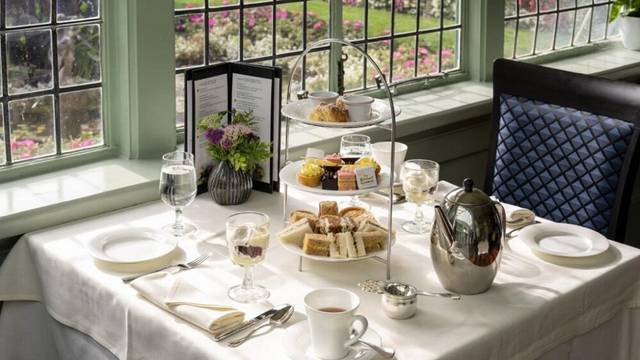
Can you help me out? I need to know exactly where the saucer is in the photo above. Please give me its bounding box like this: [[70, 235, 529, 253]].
[[281, 320, 383, 360]]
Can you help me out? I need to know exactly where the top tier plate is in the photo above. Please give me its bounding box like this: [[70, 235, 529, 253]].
[[281, 98, 401, 128]]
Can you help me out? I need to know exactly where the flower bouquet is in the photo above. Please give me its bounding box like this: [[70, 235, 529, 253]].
[[198, 110, 271, 205]]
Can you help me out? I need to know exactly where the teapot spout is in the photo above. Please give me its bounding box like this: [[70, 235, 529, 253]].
[[433, 205, 455, 249]]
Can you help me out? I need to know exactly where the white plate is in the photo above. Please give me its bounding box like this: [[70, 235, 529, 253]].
[[519, 223, 609, 258], [279, 234, 395, 263], [86, 227, 178, 264], [279, 160, 390, 196], [281, 320, 382, 360], [281, 98, 401, 128]]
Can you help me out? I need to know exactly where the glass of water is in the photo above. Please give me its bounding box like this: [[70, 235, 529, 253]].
[[401, 159, 439, 234], [226, 211, 270, 303], [160, 151, 197, 237]]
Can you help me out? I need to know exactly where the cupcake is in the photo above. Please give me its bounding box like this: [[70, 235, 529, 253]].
[[355, 156, 381, 176], [297, 162, 323, 187], [337, 168, 357, 191], [324, 153, 343, 165]]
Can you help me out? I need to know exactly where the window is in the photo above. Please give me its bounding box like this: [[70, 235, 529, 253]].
[[174, 0, 464, 126], [504, 0, 615, 59], [174, 0, 331, 127], [342, 0, 462, 91], [0, 0, 102, 167]]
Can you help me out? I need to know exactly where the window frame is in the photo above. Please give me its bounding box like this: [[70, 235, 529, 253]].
[[0, 0, 177, 183]]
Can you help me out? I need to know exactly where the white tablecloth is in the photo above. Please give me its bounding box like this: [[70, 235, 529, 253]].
[[1, 189, 640, 359]]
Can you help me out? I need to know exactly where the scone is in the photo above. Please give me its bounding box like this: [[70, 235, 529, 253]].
[[354, 156, 381, 176], [278, 218, 314, 248], [303, 233, 331, 256]]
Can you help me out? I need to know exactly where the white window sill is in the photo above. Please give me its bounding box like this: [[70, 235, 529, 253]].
[[2, 43, 639, 239], [0, 159, 161, 239]]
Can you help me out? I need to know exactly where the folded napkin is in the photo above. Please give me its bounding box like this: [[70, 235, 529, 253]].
[[131, 272, 244, 335], [433, 180, 458, 203], [506, 208, 536, 228]]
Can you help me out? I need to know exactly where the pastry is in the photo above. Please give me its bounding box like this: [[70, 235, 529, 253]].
[[336, 96, 347, 111], [324, 153, 342, 165], [354, 231, 387, 253], [289, 210, 319, 229], [316, 215, 342, 234], [339, 206, 367, 219], [278, 218, 314, 247], [330, 233, 349, 259], [309, 103, 349, 122], [340, 232, 366, 258], [320, 165, 340, 190], [297, 162, 323, 187], [303, 233, 331, 256], [337, 169, 357, 191], [319, 201, 339, 216], [354, 156, 381, 176]]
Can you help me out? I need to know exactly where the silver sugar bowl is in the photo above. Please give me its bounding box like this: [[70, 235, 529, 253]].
[[381, 282, 418, 320]]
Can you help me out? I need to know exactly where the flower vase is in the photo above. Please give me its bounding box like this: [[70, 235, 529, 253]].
[[208, 160, 253, 205]]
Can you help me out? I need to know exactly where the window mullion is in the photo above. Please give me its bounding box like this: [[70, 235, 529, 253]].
[[328, 0, 342, 93], [468, 0, 504, 81]]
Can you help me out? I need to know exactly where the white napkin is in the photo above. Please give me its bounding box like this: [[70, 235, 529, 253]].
[[130, 272, 244, 335], [506, 208, 536, 228], [434, 180, 458, 202]]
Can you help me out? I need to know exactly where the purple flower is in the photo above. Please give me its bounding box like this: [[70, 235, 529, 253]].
[[248, 16, 256, 29], [313, 21, 324, 30], [209, 17, 217, 28], [353, 20, 363, 30], [205, 128, 224, 145], [276, 8, 288, 20], [189, 14, 204, 24], [222, 139, 233, 150], [404, 60, 415, 70]]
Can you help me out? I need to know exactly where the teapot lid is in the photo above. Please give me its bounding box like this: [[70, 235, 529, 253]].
[[444, 178, 491, 206]]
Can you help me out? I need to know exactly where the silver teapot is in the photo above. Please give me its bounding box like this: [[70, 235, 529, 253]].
[[430, 178, 505, 295]]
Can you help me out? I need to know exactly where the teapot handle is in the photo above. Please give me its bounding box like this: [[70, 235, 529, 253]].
[[494, 202, 507, 250]]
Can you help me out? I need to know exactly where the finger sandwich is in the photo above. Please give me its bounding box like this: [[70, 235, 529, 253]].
[[278, 218, 314, 247]]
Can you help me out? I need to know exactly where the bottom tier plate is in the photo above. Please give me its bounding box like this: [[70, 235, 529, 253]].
[[278, 235, 395, 263]]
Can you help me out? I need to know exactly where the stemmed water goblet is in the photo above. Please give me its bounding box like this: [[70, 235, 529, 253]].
[[226, 211, 271, 303], [159, 151, 197, 237], [400, 159, 439, 234]]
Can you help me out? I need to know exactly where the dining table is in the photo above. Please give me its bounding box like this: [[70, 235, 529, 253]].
[[1, 183, 640, 360]]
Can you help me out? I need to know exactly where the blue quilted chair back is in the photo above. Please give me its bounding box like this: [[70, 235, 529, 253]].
[[488, 59, 640, 241]]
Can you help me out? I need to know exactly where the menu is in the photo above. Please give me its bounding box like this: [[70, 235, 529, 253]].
[[185, 63, 281, 194]]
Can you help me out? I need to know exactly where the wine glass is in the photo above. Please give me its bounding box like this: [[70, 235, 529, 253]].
[[400, 159, 439, 234], [226, 211, 270, 303], [160, 151, 197, 237], [340, 134, 371, 208]]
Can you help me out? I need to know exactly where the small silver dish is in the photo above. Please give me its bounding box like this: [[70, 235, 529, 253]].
[[382, 282, 418, 320]]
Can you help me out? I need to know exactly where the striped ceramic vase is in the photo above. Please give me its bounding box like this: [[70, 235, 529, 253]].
[[207, 160, 252, 205]]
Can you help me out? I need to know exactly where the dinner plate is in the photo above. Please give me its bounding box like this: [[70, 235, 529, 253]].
[[281, 98, 401, 128], [86, 227, 178, 264], [518, 222, 609, 258], [279, 160, 391, 196], [281, 320, 382, 360]]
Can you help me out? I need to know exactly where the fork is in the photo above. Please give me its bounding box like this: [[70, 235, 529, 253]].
[[506, 220, 541, 239], [122, 254, 209, 284]]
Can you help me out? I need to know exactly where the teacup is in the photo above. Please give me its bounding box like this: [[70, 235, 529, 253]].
[[342, 95, 374, 122], [371, 141, 408, 181], [304, 288, 368, 359], [308, 91, 339, 107]]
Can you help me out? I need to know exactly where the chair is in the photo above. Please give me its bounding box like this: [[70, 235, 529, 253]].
[[486, 59, 640, 242]]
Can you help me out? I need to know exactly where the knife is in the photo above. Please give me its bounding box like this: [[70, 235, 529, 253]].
[[213, 306, 281, 342]]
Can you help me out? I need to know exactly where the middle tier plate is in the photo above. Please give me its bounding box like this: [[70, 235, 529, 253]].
[[279, 160, 391, 196]]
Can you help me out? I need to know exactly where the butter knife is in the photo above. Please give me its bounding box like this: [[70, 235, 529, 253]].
[[213, 305, 284, 342]]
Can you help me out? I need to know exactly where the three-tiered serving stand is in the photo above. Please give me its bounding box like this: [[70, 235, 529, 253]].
[[279, 39, 399, 280]]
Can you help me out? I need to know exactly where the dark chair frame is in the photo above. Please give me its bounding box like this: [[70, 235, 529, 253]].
[[486, 58, 640, 242]]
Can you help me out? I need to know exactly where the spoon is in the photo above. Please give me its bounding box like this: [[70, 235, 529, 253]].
[[359, 279, 461, 300], [225, 304, 294, 347], [357, 338, 396, 359]]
